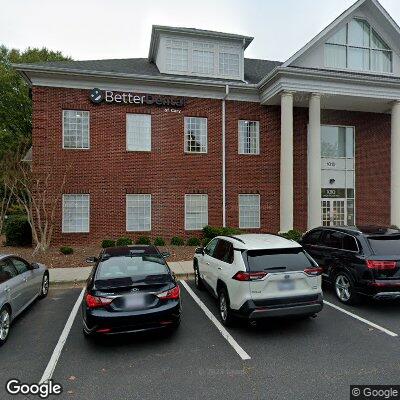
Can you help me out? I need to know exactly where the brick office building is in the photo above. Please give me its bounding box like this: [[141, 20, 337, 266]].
[[13, 0, 400, 244]]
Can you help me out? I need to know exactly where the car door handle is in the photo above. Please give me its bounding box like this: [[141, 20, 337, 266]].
[[4, 287, 10, 293], [217, 267, 222, 270], [23, 278, 28, 282], [205, 262, 210, 265]]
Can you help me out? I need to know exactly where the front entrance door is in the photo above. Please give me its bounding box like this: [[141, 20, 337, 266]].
[[321, 199, 346, 226]]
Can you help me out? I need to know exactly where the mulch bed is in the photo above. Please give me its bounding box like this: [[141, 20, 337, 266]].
[[0, 237, 195, 269]]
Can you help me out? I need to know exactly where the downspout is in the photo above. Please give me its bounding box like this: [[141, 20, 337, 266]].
[[222, 84, 229, 227]]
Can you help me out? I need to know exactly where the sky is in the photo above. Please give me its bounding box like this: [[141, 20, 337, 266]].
[[1, 0, 400, 62]]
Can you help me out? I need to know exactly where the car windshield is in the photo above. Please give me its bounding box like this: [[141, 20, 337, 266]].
[[245, 248, 314, 272], [95, 255, 169, 285], [368, 235, 400, 255]]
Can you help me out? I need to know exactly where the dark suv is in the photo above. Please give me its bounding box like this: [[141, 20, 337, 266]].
[[301, 226, 400, 304]]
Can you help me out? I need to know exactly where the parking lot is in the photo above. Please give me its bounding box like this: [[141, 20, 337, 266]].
[[1, 281, 400, 400]]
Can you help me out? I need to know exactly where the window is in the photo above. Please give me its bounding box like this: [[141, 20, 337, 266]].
[[325, 18, 392, 73], [0, 260, 17, 284], [219, 53, 240, 77], [321, 231, 344, 249], [166, 39, 189, 72], [126, 194, 151, 232], [63, 110, 89, 149], [204, 238, 218, 256], [342, 235, 359, 252], [10, 258, 30, 274], [126, 114, 151, 151], [321, 126, 354, 158], [239, 194, 260, 229], [238, 120, 260, 154], [302, 230, 322, 245], [213, 240, 234, 264], [184, 117, 207, 153], [367, 235, 400, 255], [62, 194, 90, 233], [185, 194, 208, 230], [193, 42, 214, 74]]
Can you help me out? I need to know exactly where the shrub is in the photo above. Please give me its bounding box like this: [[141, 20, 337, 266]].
[[170, 236, 184, 246], [202, 237, 211, 247], [4, 215, 32, 246], [202, 225, 242, 241], [101, 239, 115, 248], [187, 237, 201, 246], [60, 246, 73, 255], [280, 229, 303, 242], [136, 236, 151, 245], [154, 237, 165, 246], [116, 237, 133, 246]]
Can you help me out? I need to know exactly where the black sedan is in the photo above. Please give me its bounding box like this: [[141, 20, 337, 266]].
[[82, 245, 181, 337], [301, 226, 400, 304]]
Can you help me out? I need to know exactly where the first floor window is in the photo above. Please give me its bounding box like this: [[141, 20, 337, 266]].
[[184, 117, 207, 153], [239, 194, 260, 229], [185, 194, 208, 230], [126, 114, 151, 151], [62, 194, 90, 233], [238, 120, 260, 154], [63, 110, 89, 149], [126, 194, 151, 232]]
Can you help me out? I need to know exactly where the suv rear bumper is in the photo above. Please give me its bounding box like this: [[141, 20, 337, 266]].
[[373, 292, 400, 300], [234, 293, 323, 319]]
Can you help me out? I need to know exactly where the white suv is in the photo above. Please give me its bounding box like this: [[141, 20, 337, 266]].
[[193, 234, 323, 326]]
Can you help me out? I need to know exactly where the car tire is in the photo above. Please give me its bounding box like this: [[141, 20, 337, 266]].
[[194, 264, 204, 290], [218, 288, 234, 327], [334, 272, 359, 305], [38, 272, 49, 299], [0, 306, 11, 347]]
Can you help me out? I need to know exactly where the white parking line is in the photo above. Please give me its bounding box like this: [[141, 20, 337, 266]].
[[180, 280, 251, 360], [39, 288, 85, 384], [323, 300, 398, 337]]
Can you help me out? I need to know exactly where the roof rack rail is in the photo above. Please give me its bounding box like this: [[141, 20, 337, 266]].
[[219, 235, 245, 244]]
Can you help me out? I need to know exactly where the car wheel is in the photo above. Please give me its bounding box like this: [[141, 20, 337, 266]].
[[218, 288, 234, 327], [334, 272, 358, 304], [0, 306, 11, 346], [194, 265, 204, 290], [38, 273, 49, 299]]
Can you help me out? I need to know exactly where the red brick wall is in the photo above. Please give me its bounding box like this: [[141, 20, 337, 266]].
[[31, 86, 391, 245]]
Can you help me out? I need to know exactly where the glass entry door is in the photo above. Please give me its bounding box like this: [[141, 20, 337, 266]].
[[321, 199, 346, 226]]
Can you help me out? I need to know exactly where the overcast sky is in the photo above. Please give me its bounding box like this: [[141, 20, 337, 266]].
[[1, 0, 400, 62]]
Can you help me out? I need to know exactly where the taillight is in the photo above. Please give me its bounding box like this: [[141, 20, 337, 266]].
[[366, 260, 397, 270], [304, 267, 323, 276], [157, 285, 180, 300], [85, 293, 113, 309], [232, 271, 268, 281]]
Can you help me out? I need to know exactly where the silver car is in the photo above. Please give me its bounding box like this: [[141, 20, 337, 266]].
[[0, 254, 49, 346]]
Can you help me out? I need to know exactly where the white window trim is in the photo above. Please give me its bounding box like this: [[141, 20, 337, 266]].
[[238, 120, 260, 155], [126, 194, 152, 232], [184, 116, 208, 154], [126, 113, 152, 152], [62, 194, 90, 233], [238, 194, 261, 229], [62, 110, 90, 150], [184, 194, 209, 231]]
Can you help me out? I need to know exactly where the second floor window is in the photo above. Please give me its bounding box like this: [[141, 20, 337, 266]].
[[238, 120, 260, 154], [126, 114, 151, 151], [166, 39, 189, 72], [219, 52, 240, 77], [63, 110, 89, 149], [184, 117, 207, 153]]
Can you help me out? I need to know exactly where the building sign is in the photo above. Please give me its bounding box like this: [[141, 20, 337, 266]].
[[321, 188, 346, 198], [89, 88, 184, 107]]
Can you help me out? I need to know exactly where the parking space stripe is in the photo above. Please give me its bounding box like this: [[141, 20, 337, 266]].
[[39, 288, 85, 384], [323, 300, 398, 337], [180, 280, 251, 360]]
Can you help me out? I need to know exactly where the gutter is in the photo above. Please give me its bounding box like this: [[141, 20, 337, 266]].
[[222, 84, 229, 227]]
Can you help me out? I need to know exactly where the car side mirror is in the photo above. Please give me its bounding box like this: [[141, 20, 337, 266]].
[[85, 256, 98, 264], [161, 252, 171, 258], [31, 262, 40, 269], [195, 247, 204, 255]]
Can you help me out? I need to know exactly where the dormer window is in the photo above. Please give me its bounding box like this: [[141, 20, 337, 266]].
[[166, 39, 189, 72], [192, 42, 214, 74], [325, 18, 392, 73]]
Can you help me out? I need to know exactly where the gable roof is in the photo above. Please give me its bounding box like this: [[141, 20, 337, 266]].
[[282, 0, 400, 67]]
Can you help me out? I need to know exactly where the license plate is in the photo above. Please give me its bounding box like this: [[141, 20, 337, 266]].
[[277, 280, 295, 291]]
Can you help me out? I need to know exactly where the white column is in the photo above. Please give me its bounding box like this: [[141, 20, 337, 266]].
[[308, 93, 322, 230], [280, 91, 294, 232], [391, 100, 400, 227]]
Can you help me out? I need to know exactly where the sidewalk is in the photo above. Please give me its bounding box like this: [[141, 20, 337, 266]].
[[49, 260, 194, 283]]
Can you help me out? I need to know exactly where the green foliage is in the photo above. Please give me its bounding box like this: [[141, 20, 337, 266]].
[[170, 236, 184, 246], [60, 246, 73, 255], [4, 215, 32, 246], [116, 237, 133, 246], [5, 203, 25, 216], [279, 229, 303, 242], [202, 237, 211, 247], [101, 239, 115, 248], [136, 236, 151, 245], [154, 237, 165, 246], [202, 225, 242, 241], [187, 237, 201, 246]]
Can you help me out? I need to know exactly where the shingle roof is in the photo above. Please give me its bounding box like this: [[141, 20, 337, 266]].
[[23, 57, 282, 85]]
